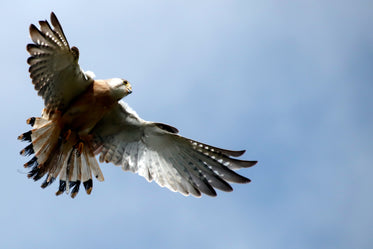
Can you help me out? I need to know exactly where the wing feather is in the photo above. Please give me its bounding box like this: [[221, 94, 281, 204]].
[[90, 102, 257, 197], [50, 12, 70, 47], [27, 12, 93, 115]]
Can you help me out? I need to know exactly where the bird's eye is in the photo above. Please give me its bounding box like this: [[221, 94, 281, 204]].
[[123, 80, 128, 85]]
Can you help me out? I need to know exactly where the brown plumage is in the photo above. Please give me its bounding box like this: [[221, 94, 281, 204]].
[[20, 13, 132, 197], [19, 12, 257, 198]]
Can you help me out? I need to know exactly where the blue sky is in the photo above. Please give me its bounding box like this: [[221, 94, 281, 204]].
[[1, 1, 372, 248]]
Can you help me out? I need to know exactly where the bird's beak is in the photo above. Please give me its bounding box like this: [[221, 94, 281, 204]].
[[127, 83, 132, 94]]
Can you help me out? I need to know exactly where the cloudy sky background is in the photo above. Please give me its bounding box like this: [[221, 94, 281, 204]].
[[1, 1, 372, 248]]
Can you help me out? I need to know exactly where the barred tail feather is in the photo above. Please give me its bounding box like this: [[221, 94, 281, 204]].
[[19, 116, 103, 198], [19, 118, 60, 166], [56, 141, 103, 197], [83, 144, 104, 182]]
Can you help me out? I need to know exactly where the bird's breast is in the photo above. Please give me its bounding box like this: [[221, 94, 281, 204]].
[[60, 80, 117, 136]]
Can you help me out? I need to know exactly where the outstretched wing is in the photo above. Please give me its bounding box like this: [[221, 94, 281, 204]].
[[90, 102, 257, 197], [27, 12, 93, 115]]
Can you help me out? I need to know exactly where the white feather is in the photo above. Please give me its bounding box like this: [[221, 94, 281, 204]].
[[83, 145, 104, 182]]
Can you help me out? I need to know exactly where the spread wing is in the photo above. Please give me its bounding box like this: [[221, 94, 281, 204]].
[[90, 102, 257, 197], [27, 12, 93, 115]]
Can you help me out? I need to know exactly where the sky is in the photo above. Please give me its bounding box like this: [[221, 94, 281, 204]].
[[1, 1, 372, 248]]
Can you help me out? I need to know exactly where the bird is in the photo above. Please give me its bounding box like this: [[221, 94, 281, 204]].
[[18, 12, 257, 198]]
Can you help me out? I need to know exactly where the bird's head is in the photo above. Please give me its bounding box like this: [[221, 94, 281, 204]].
[[108, 78, 132, 100]]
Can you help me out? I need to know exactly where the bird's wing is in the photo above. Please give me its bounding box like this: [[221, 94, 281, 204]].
[[27, 12, 93, 115], [90, 102, 257, 197]]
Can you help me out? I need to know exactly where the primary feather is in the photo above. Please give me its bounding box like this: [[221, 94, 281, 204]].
[[90, 102, 257, 197]]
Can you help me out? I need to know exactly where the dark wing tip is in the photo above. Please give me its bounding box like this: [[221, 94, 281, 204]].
[[154, 123, 179, 134], [49, 12, 70, 49], [242, 160, 258, 167], [200, 181, 217, 197], [50, 12, 62, 31], [71, 46, 80, 60], [229, 159, 258, 169], [26, 56, 33, 65], [50, 12, 58, 25], [192, 189, 202, 198], [250, 160, 258, 166], [220, 182, 234, 192], [238, 176, 251, 184], [231, 149, 246, 157], [235, 175, 251, 184], [205, 189, 217, 197], [29, 24, 38, 34], [38, 20, 47, 26], [26, 43, 35, 52]]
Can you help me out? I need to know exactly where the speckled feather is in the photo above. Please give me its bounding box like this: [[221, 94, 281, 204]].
[[27, 12, 92, 116], [91, 102, 257, 197]]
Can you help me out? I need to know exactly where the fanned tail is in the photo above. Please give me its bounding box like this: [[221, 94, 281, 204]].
[[18, 116, 104, 198]]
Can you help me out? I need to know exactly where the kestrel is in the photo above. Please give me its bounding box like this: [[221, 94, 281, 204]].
[[18, 12, 257, 198]]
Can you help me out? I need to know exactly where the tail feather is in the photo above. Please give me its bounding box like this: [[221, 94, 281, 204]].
[[41, 176, 56, 189], [65, 145, 81, 198], [83, 144, 104, 182], [24, 156, 38, 168], [81, 153, 92, 183], [70, 181, 81, 198], [27, 116, 49, 128], [18, 131, 32, 142], [31, 122, 60, 164], [69, 149, 81, 182], [55, 141, 74, 193], [19, 116, 103, 198]]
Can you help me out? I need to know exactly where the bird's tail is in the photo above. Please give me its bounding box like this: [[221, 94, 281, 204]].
[[18, 115, 104, 198]]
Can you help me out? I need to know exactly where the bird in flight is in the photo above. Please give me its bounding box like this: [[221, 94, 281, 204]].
[[18, 12, 257, 198]]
